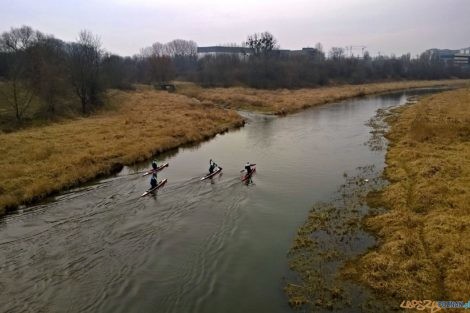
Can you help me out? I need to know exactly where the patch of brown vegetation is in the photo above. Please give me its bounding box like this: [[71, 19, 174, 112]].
[[177, 80, 470, 114], [0, 86, 243, 214], [347, 88, 470, 300], [285, 165, 388, 312]]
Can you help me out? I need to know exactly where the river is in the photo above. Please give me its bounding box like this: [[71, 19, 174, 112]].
[[0, 89, 439, 313]]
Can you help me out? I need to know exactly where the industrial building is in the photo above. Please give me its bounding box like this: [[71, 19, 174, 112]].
[[428, 47, 470, 66]]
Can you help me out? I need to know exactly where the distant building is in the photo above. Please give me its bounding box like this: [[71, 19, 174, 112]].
[[428, 47, 470, 66], [455, 47, 470, 65], [289, 48, 319, 56], [197, 46, 252, 59], [460, 47, 470, 54], [273, 47, 319, 57], [197, 46, 322, 59]]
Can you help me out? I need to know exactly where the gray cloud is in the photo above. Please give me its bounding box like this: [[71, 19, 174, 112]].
[[1, 0, 469, 56]]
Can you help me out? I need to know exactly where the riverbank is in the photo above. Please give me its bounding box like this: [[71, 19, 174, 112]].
[[0, 86, 243, 215], [346, 88, 470, 300], [177, 80, 470, 114], [284, 88, 469, 310], [2, 81, 469, 216]]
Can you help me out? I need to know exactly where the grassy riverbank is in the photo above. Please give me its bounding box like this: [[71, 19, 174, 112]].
[[177, 80, 470, 114], [0, 86, 243, 215], [2, 80, 469, 216], [346, 88, 470, 300]]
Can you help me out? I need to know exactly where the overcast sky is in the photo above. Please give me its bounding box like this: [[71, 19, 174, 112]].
[[1, 0, 469, 56]]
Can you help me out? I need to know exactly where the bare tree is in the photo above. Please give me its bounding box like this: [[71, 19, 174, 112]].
[[139, 46, 154, 58], [245, 32, 278, 57], [0, 26, 38, 52], [329, 47, 345, 60], [0, 26, 41, 121], [139, 41, 176, 83], [151, 42, 166, 56], [68, 30, 102, 114], [140, 42, 166, 57], [148, 55, 175, 83], [165, 39, 197, 57], [30, 36, 67, 115], [164, 39, 197, 76]]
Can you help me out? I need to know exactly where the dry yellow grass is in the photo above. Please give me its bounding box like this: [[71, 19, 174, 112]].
[[177, 80, 470, 114], [346, 88, 470, 300], [0, 86, 243, 214]]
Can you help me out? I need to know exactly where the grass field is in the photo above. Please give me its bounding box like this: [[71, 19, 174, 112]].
[[0, 86, 243, 215], [345, 88, 470, 300], [176, 80, 470, 114]]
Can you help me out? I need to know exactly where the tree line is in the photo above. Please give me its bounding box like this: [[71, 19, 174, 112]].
[[1, 27, 104, 120], [0, 26, 196, 123], [1, 26, 469, 124], [194, 32, 470, 88]]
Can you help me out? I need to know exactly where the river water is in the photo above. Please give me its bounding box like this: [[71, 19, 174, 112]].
[[0, 90, 437, 313]]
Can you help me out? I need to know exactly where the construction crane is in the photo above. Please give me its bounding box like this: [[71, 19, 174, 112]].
[[345, 45, 367, 58]]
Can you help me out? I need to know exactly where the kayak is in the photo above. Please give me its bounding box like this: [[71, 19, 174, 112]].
[[142, 163, 169, 176], [200, 167, 223, 181], [242, 167, 256, 182], [141, 178, 167, 197]]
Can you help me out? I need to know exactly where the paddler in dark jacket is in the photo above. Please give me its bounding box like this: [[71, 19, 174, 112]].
[[152, 160, 158, 170], [150, 173, 158, 189], [244, 162, 252, 174], [209, 159, 215, 174]]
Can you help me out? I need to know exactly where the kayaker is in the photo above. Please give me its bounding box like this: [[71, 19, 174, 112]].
[[244, 162, 252, 174], [150, 173, 157, 189], [209, 159, 216, 174], [152, 160, 158, 170]]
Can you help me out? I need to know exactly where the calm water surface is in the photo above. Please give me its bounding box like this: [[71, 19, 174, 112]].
[[0, 90, 437, 313]]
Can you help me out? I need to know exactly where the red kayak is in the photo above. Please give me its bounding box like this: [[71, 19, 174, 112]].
[[141, 179, 167, 197], [200, 167, 223, 181], [242, 167, 256, 182], [142, 163, 169, 176]]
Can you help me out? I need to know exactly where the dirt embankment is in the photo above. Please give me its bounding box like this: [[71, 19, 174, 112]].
[[0, 86, 243, 215]]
